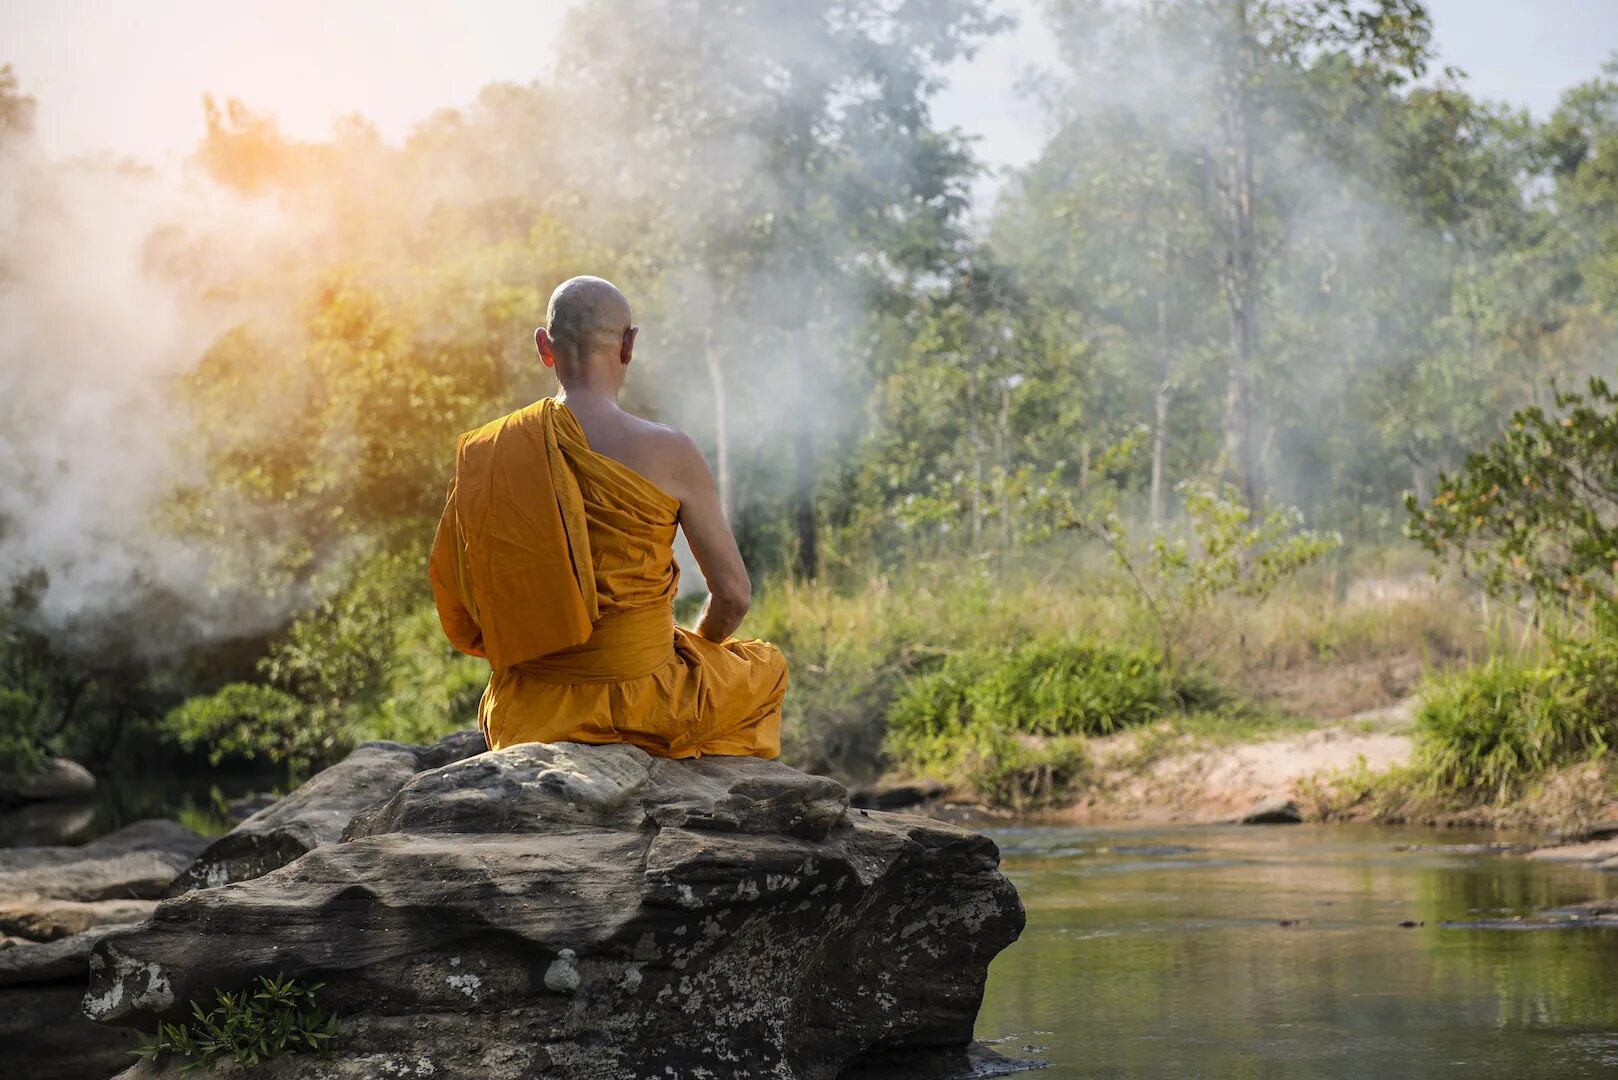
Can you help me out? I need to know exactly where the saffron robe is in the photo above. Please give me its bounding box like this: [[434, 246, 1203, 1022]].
[[429, 398, 786, 759]]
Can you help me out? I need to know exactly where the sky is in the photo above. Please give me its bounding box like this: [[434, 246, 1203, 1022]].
[[3, 0, 1616, 209]]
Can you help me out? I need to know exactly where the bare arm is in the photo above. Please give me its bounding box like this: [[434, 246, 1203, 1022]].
[[666, 433, 751, 642]]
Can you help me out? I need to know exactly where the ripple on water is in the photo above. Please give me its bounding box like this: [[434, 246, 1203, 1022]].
[[975, 823, 1618, 1080]]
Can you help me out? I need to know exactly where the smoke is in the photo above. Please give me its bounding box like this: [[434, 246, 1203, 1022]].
[[0, 0, 1001, 655], [0, 136, 300, 656], [548, 0, 997, 532], [992, 0, 1511, 515]]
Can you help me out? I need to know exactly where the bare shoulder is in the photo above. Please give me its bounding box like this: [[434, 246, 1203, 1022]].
[[626, 415, 704, 469], [610, 412, 710, 501]]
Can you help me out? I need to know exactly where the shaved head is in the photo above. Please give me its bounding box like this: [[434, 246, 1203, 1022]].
[[545, 276, 633, 366]]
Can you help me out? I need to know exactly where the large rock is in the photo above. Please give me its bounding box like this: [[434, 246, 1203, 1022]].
[[4, 925, 148, 1079], [0, 897, 157, 941], [0, 921, 148, 986], [168, 730, 487, 892], [0, 820, 208, 902], [0, 820, 202, 1080], [89, 742, 1025, 1079], [1527, 835, 1618, 864], [1, 757, 96, 802], [1229, 796, 1302, 825], [0, 796, 99, 847], [5, 980, 140, 1080], [848, 778, 948, 811]]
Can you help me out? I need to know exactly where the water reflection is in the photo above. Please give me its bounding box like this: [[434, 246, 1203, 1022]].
[[0, 765, 288, 847], [976, 824, 1618, 1079]]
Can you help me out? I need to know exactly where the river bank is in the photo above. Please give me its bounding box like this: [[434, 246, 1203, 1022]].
[[904, 697, 1618, 842]]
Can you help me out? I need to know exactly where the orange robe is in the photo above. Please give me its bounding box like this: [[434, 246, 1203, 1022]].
[[429, 398, 786, 759]]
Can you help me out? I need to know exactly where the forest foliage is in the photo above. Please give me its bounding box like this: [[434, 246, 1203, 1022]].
[[0, 2, 1616, 796]]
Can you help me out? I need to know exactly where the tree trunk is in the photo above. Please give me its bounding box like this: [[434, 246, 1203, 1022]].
[[792, 364, 818, 580], [1217, 0, 1260, 510], [703, 328, 732, 522], [967, 349, 983, 550], [1151, 254, 1175, 534], [997, 376, 1013, 549]]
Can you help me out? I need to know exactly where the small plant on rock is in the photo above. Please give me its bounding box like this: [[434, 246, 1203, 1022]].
[[133, 973, 338, 1073]]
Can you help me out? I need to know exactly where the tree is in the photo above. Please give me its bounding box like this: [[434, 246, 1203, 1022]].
[[1407, 376, 1618, 621], [1024, 0, 1434, 512], [557, 0, 1003, 577], [0, 64, 35, 142], [1537, 59, 1618, 311]]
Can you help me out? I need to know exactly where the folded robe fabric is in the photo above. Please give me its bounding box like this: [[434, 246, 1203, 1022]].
[[430, 397, 786, 760]]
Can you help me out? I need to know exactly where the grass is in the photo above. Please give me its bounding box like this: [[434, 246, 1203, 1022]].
[[1411, 636, 1615, 801], [747, 543, 1491, 804], [1294, 617, 1618, 823], [887, 639, 1218, 741]]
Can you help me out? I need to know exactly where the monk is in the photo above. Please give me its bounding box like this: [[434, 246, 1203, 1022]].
[[428, 275, 787, 759]]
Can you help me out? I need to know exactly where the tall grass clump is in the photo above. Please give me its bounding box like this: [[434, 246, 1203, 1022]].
[[888, 639, 1209, 741], [883, 636, 1218, 806], [748, 541, 1462, 788], [1414, 634, 1616, 800], [747, 560, 1143, 781]]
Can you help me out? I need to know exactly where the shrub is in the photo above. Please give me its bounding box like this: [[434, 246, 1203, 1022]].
[[134, 973, 338, 1072], [891, 722, 1090, 810], [0, 687, 47, 783], [884, 637, 1212, 806], [1407, 376, 1618, 619], [163, 553, 486, 768], [1414, 650, 1611, 799], [163, 682, 323, 767], [888, 638, 1210, 742], [354, 604, 487, 746]]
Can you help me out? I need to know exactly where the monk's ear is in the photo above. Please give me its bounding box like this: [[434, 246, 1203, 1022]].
[[535, 327, 556, 369], [621, 326, 639, 366]]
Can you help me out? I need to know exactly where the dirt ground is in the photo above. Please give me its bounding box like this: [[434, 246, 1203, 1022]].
[[1043, 699, 1617, 834], [1058, 700, 1416, 825]]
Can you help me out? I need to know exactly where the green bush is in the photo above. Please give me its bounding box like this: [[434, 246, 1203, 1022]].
[[354, 604, 487, 746], [162, 551, 487, 768], [884, 637, 1212, 806], [0, 687, 47, 783], [134, 973, 338, 1072], [907, 724, 1090, 809], [163, 682, 322, 767], [1414, 644, 1614, 799], [888, 638, 1211, 741]]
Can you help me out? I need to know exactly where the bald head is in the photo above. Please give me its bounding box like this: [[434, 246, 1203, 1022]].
[[544, 276, 633, 369]]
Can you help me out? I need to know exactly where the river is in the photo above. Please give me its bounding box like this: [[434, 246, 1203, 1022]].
[[973, 823, 1618, 1079], [8, 779, 1616, 1078]]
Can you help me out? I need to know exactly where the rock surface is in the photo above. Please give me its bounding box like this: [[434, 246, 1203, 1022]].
[[0, 797, 99, 847], [1, 757, 97, 802], [91, 741, 1025, 1079], [848, 778, 948, 811], [1230, 796, 1302, 825], [0, 821, 206, 1080], [0, 921, 147, 986], [0, 897, 157, 941], [6, 980, 140, 1080], [1526, 835, 1618, 865], [167, 731, 487, 893], [0, 820, 208, 902]]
